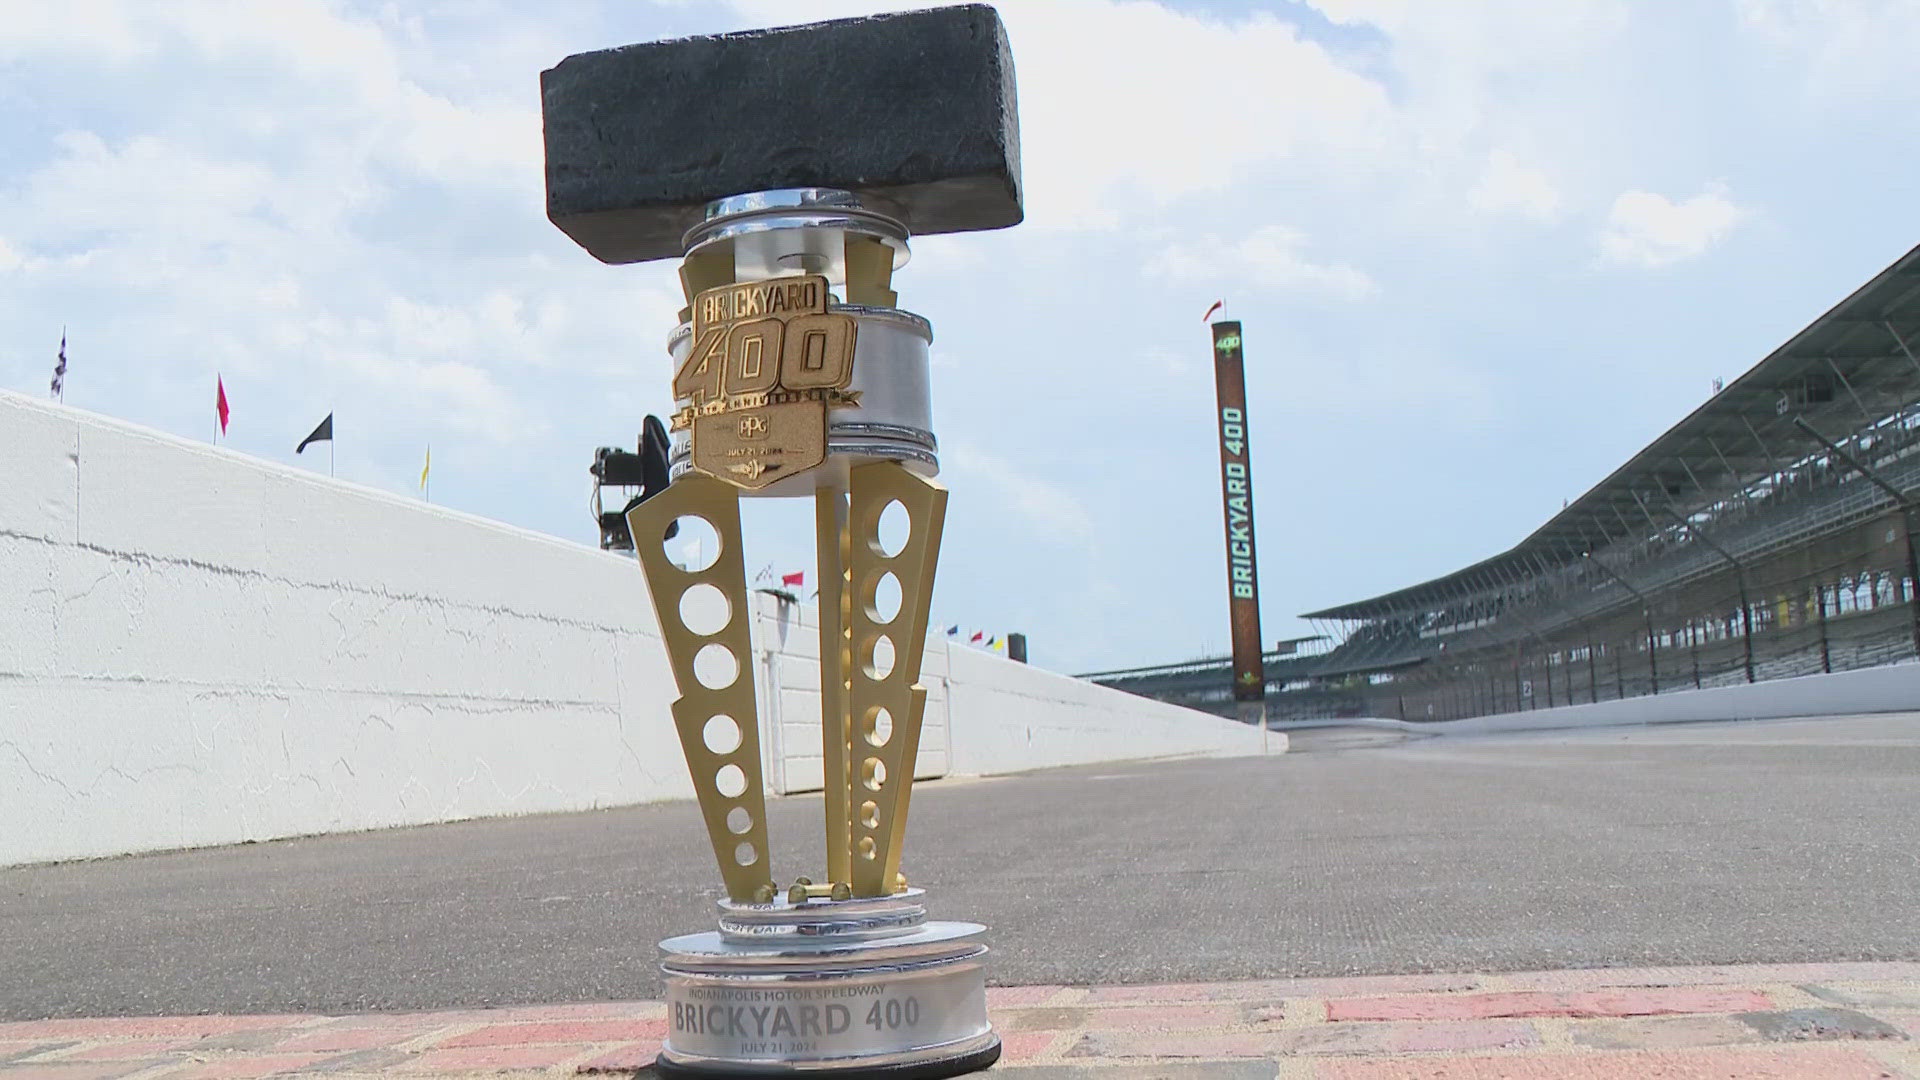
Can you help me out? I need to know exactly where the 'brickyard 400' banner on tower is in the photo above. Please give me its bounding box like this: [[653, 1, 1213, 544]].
[[1211, 320, 1265, 705]]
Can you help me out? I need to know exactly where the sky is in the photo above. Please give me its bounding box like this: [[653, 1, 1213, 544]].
[[4, 0, 1919, 674]]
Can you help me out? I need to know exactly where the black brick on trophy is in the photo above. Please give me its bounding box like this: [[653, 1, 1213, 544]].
[[541, 4, 1023, 264]]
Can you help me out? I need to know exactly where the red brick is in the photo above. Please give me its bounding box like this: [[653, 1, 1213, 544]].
[[0, 1041, 69, 1063], [269, 1026, 422, 1053], [399, 1043, 593, 1072], [1067, 1020, 1535, 1059], [999, 1004, 1241, 1033], [575, 1041, 662, 1072], [1280, 1020, 1538, 1056], [1327, 987, 1772, 1022], [1066, 1031, 1286, 1060], [996, 1031, 1056, 1063], [54, 1040, 199, 1060], [463, 1003, 663, 1023], [0, 1064, 172, 1080], [1315, 1044, 1903, 1079], [1500, 962, 1920, 990], [300, 1012, 491, 1031], [434, 1019, 666, 1048], [1084, 972, 1481, 1004], [0, 1018, 310, 1043], [984, 986, 1065, 1008], [1092, 1004, 1243, 1031], [1566, 1014, 1760, 1050], [165, 1053, 333, 1079]]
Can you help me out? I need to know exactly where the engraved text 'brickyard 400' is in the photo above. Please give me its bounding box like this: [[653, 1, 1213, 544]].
[[672, 274, 861, 488]]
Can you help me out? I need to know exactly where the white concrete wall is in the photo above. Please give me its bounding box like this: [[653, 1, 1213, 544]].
[[1, 391, 1261, 867], [1, 392, 691, 868], [943, 644, 1272, 775], [1434, 660, 1920, 735], [749, 595, 1270, 793]]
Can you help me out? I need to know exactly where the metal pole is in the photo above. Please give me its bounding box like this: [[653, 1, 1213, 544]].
[[1584, 553, 1659, 695], [1823, 355, 1874, 423], [1886, 319, 1920, 374], [1662, 508, 1755, 683], [1587, 636, 1598, 702], [1741, 415, 1788, 489], [1793, 416, 1920, 659], [1816, 581, 1832, 673], [1904, 511, 1920, 662], [1513, 642, 1524, 710]]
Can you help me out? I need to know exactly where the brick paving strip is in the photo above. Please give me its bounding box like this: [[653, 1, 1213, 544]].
[[2, 963, 1916, 1080]]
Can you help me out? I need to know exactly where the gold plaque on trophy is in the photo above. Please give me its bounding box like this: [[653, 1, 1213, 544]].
[[670, 274, 859, 490]]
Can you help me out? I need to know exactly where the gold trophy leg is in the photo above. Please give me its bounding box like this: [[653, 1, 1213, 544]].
[[815, 484, 853, 887], [843, 461, 948, 897], [627, 475, 777, 903]]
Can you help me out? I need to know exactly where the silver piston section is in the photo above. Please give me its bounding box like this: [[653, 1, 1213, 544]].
[[657, 889, 996, 1074], [665, 306, 938, 498]]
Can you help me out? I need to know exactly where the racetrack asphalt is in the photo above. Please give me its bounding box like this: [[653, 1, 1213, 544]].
[[3, 713, 1916, 1020]]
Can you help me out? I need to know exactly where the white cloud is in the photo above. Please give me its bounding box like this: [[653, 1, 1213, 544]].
[[1598, 183, 1747, 268], [723, 0, 1394, 230], [1735, 0, 1920, 100], [1149, 225, 1376, 300], [941, 444, 1093, 544], [1468, 150, 1562, 222], [0, 2, 623, 462], [1, 0, 1904, 675]]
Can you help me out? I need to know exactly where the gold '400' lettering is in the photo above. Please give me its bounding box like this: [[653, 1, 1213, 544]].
[[674, 301, 856, 407]]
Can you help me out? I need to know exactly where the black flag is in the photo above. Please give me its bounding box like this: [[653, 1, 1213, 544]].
[[50, 331, 66, 399], [296, 413, 334, 454]]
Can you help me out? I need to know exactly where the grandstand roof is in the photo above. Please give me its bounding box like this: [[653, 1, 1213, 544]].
[[1305, 242, 1920, 621]]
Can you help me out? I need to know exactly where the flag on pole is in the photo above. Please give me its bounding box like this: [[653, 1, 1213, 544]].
[[986, 636, 997, 647], [781, 571, 805, 588], [945, 625, 959, 636], [1202, 299, 1224, 323], [296, 413, 333, 454], [969, 631, 984, 644], [991, 639, 1006, 652], [216, 376, 231, 436], [50, 331, 66, 399], [420, 445, 431, 490]]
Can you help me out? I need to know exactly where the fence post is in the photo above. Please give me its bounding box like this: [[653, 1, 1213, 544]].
[[1587, 638, 1599, 703], [1816, 581, 1832, 673]]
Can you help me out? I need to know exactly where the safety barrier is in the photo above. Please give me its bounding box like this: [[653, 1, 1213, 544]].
[[0, 392, 1267, 866]]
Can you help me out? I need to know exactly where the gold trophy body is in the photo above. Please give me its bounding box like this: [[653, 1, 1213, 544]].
[[634, 192, 994, 1076], [540, 8, 1022, 1075]]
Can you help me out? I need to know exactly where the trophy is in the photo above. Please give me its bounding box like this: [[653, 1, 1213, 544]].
[[541, 6, 1021, 1076]]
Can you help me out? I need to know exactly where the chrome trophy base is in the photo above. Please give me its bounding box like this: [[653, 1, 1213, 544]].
[[655, 889, 999, 1078]]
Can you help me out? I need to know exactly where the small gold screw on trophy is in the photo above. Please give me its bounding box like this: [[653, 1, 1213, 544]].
[[541, 6, 1021, 1076]]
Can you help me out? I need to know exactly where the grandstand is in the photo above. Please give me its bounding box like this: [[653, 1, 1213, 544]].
[[1088, 244, 1920, 722]]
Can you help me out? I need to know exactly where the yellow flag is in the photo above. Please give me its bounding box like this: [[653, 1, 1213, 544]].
[[420, 445, 431, 489]]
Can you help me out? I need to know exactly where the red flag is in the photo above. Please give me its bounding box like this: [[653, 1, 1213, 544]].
[[781, 571, 805, 588], [970, 631, 984, 643], [216, 376, 230, 435], [1202, 300, 1224, 323]]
